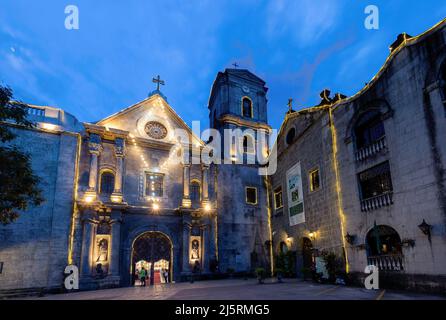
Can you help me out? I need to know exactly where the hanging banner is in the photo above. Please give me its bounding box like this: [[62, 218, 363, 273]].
[[286, 162, 305, 226]]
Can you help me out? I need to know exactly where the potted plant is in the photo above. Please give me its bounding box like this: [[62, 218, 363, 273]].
[[275, 268, 284, 283], [321, 251, 343, 284], [255, 267, 266, 284]]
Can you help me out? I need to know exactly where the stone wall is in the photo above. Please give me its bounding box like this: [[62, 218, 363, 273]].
[[0, 126, 79, 292]]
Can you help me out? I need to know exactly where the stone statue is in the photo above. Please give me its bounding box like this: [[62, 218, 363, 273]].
[[191, 239, 200, 260], [96, 238, 108, 262]]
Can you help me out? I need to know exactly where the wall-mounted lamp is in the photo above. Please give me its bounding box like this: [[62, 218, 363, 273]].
[[308, 232, 316, 241], [418, 219, 432, 240], [286, 236, 293, 243], [345, 233, 356, 245]]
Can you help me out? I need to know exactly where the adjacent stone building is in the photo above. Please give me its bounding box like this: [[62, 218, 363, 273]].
[[270, 19, 446, 292]]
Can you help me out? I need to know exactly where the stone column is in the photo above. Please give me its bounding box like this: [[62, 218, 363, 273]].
[[182, 164, 191, 208], [201, 165, 209, 207], [201, 224, 211, 273], [109, 210, 122, 276], [182, 222, 191, 273], [209, 215, 217, 267], [111, 138, 125, 203], [85, 134, 102, 201], [81, 210, 97, 276]]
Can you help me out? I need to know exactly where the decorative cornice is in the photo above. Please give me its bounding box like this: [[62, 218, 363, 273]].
[[218, 114, 272, 132], [84, 123, 129, 140]]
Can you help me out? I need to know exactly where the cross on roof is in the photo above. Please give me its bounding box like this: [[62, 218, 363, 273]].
[[232, 62, 239, 69], [152, 75, 165, 91], [287, 98, 293, 112]]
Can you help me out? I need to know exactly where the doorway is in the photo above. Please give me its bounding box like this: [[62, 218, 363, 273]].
[[131, 231, 172, 286]]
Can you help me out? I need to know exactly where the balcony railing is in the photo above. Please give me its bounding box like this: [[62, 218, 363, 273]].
[[367, 254, 404, 271], [360, 192, 393, 212], [355, 136, 387, 161]]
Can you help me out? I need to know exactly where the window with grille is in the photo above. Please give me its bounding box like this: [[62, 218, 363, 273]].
[[190, 181, 201, 202], [146, 173, 164, 197], [100, 172, 115, 195], [358, 162, 393, 200], [354, 111, 385, 149]]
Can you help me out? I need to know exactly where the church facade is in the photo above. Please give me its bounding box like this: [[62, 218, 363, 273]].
[[0, 69, 272, 292]]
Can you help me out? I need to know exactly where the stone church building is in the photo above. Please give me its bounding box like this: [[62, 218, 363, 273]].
[[2, 18, 446, 295], [0, 69, 272, 292]]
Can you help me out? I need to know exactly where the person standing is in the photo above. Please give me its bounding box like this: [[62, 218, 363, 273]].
[[163, 269, 169, 283], [139, 267, 147, 287]]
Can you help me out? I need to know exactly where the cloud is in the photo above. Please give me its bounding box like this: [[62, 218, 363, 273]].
[[265, 0, 344, 46], [269, 35, 354, 106]]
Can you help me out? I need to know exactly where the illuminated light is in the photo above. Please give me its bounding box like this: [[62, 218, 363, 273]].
[[152, 203, 160, 211], [204, 203, 211, 212], [264, 176, 274, 277], [110, 194, 122, 203], [41, 123, 58, 131], [309, 232, 317, 240], [286, 236, 293, 243], [182, 198, 192, 208], [84, 194, 95, 203], [328, 107, 350, 273], [67, 133, 82, 265]]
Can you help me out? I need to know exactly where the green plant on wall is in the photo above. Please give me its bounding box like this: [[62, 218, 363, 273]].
[[275, 251, 296, 277]]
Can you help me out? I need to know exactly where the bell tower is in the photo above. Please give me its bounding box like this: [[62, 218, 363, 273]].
[[208, 68, 272, 274]]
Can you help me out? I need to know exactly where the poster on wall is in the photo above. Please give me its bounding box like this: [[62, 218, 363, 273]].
[[286, 162, 305, 226]]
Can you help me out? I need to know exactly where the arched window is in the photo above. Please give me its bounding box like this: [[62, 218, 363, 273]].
[[354, 111, 385, 150], [243, 135, 255, 154], [190, 180, 201, 204], [242, 97, 253, 118], [286, 127, 296, 145], [100, 172, 115, 195], [366, 225, 402, 256], [366, 225, 403, 271]]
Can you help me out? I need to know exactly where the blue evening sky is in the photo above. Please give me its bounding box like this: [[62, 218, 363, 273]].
[[1, 1, 446, 132]]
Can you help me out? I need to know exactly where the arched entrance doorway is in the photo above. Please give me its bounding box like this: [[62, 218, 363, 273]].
[[366, 224, 403, 271], [302, 237, 314, 269], [131, 231, 173, 286]]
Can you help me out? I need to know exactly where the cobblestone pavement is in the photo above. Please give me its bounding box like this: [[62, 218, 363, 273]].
[[24, 279, 446, 300]]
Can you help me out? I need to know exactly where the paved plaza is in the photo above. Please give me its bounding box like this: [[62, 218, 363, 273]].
[[22, 279, 446, 300]]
